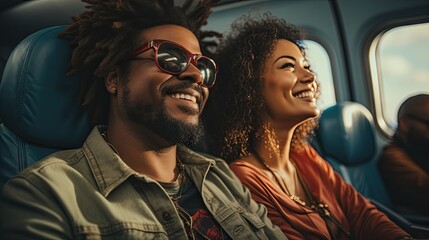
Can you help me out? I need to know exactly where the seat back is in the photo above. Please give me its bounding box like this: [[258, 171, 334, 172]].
[[0, 26, 91, 189], [316, 101, 391, 206]]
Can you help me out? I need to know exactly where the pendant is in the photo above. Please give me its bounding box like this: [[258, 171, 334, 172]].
[[311, 203, 330, 217], [290, 195, 306, 206]]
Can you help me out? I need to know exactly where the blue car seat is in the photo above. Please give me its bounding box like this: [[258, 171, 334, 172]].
[[0, 26, 91, 189], [317, 102, 390, 204], [316, 101, 429, 237]]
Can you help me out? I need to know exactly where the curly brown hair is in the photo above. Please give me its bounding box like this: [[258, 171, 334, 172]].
[[60, 0, 220, 127], [203, 12, 319, 162]]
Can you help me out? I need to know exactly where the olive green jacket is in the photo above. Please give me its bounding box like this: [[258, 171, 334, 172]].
[[0, 127, 286, 239]]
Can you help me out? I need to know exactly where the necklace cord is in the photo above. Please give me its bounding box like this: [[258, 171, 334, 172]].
[[101, 129, 212, 238], [252, 150, 298, 200], [157, 158, 215, 240], [252, 150, 350, 237]]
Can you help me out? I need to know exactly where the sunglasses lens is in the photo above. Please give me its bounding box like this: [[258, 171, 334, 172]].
[[197, 57, 217, 87], [156, 41, 217, 87], [157, 42, 188, 73]]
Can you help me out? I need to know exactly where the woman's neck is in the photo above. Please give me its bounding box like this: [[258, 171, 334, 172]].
[[254, 123, 296, 172]]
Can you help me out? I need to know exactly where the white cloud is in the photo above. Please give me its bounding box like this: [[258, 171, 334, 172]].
[[381, 55, 411, 79], [381, 23, 429, 48], [412, 69, 429, 83]]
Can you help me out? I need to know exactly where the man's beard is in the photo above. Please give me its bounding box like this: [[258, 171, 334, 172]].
[[122, 87, 204, 148]]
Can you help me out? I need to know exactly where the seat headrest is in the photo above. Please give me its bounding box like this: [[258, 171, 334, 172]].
[[0, 26, 90, 149], [317, 102, 376, 165]]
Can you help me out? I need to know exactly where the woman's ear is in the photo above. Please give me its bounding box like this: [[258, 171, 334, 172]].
[[105, 72, 118, 95]]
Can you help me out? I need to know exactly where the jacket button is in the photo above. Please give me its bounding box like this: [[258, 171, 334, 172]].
[[234, 225, 244, 235], [162, 211, 172, 221]]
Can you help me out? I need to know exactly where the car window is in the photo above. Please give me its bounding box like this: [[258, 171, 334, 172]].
[[370, 22, 429, 134], [304, 40, 336, 110]]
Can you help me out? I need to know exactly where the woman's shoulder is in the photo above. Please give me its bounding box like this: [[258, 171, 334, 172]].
[[293, 144, 325, 163], [230, 158, 258, 172], [229, 158, 265, 179], [292, 144, 332, 173]]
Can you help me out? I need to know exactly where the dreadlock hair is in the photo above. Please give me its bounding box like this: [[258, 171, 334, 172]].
[[60, 0, 220, 127], [203, 12, 319, 163]]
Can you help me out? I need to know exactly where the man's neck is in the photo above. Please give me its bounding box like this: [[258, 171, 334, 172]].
[[105, 122, 179, 182]]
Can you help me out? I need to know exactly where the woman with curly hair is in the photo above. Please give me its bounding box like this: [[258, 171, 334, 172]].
[[203, 13, 411, 240]]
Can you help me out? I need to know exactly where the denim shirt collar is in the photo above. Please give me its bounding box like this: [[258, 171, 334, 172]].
[[82, 126, 216, 197]]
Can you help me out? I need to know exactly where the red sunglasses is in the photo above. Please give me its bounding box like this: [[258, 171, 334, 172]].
[[130, 39, 218, 88]]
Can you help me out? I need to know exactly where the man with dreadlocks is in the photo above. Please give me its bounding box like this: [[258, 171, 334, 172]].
[[0, 0, 285, 239]]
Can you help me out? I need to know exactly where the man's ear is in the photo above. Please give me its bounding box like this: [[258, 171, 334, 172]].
[[105, 72, 118, 95]]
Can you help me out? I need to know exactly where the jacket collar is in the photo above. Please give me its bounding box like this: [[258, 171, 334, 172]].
[[82, 126, 216, 197]]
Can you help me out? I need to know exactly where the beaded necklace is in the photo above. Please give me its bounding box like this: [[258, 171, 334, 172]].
[[253, 150, 307, 206], [160, 159, 216, 240], [100, 129, 221, 239], [252, 150, 350, 239], [160, 157, 186, 205]]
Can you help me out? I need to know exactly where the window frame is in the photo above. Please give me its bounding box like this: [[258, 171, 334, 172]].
[[368, 19, 429, 137]]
